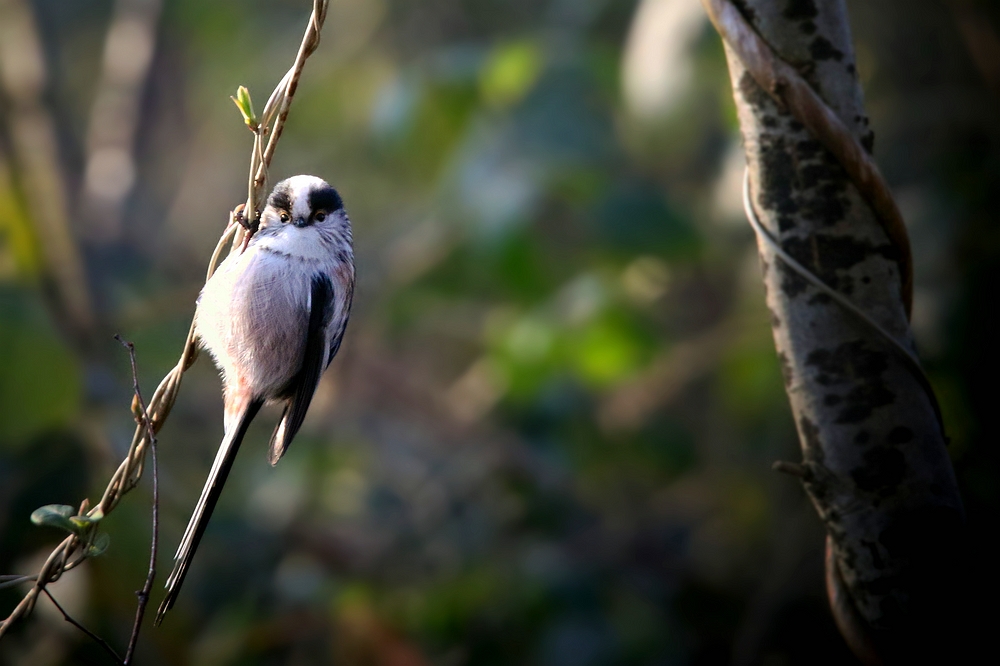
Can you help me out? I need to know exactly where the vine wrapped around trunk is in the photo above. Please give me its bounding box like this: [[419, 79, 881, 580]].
[[701, 0, 965, 662]]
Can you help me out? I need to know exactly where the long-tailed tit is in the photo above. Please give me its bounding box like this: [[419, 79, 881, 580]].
[[155, 175, 355, 623]]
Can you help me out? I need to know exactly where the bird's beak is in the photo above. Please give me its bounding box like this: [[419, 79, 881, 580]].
[[294, 217, 309, 228]]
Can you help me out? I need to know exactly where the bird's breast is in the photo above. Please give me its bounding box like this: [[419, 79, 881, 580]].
[[196, 248, 314, 398]]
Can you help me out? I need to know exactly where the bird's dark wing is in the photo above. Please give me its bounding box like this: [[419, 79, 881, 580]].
[[267, 273, 333, 466], [325, 272, 353, 368], [155, 396, 264, 625]]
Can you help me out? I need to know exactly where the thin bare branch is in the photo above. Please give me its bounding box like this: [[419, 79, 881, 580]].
[[237, 0, 330, 248], [115, 336, 158, 664], [41, 587, 123, 665], [0, 575, 37, 591]]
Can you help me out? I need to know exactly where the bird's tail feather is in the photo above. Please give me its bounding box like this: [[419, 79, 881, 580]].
[[154, 398, 263, 625]]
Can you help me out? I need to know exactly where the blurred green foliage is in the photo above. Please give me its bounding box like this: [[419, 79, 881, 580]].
[[0, 291, 81, 446]]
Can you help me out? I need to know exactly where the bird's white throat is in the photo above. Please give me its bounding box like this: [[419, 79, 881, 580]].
[[254, 225, 333, 261]]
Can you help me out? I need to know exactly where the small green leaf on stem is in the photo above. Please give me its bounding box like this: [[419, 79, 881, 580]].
[[69, 514, 101, 530], [30, 504, 76, 533], [87, 533, 111, 557], [231, 85, 258, 131]]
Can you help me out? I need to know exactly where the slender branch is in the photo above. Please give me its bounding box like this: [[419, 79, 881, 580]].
[[115, 336, 158, 664], [0, 575, 37, 591], [257, 0, 328, 184], [41, 588, 123, 665], [0, 219, 234, 640], [237, 0, 329, 248], [771, 460, 809, 479]]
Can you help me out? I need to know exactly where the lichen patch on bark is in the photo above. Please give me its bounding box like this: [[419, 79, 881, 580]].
[[852, 447, 906, 494], [782, 0, 817, 21], [809, 36, 844, 62], [777, 351, 794, 387], [777, 233, 897, 300], [805, 341, 896, 423]]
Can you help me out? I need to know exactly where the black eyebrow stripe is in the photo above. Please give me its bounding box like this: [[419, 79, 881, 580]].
[[309, 186, 343, 212], [268, 186, 292, 211]]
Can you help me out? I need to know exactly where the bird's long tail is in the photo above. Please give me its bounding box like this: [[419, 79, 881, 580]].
[[154, 398, 263, 625]]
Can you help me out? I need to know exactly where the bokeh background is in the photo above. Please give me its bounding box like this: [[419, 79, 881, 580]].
[[1, 0, 997, 664]]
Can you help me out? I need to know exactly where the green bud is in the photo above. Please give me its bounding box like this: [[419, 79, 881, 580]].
[[231, 85, 258, 131]]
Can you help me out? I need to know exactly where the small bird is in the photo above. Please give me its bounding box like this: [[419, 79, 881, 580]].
[[155, 175, 354, 624]]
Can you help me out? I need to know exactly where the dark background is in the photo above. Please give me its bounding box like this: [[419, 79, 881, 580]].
[[1, 0, 996, 664]]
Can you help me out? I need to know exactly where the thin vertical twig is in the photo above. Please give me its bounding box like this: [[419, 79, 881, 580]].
[[41, 588, 123, 665], [115, 336, 158, 665], [236, 0, 329, 249]]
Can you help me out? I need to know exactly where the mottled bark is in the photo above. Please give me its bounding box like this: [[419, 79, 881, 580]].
[[708, 0, 964, 661]]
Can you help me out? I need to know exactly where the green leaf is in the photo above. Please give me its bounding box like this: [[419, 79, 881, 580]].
[[30, 504, 76, 533], [87, 532, 111, 557], [69, 513, 102, 530], [231, 85, 258, 130]]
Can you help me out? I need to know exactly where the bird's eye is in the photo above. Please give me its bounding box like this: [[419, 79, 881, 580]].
[[315, 212, 326, 222], [280, 213, 290, 223]]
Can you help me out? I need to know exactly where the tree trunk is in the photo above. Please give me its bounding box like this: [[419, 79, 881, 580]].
[[704, 0, 965, 661]]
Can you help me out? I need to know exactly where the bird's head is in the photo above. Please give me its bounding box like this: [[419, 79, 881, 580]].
[[259, 175, 351, 238]]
